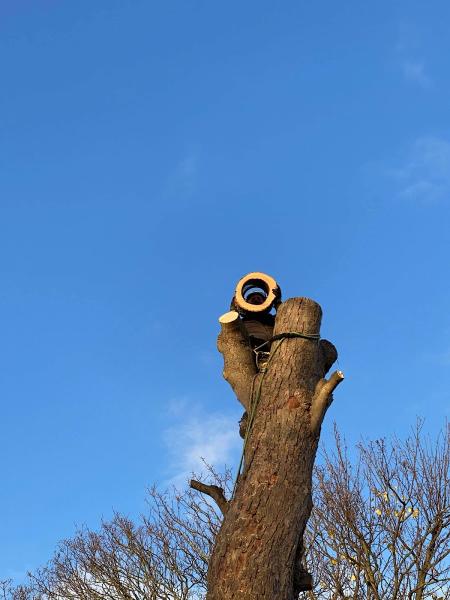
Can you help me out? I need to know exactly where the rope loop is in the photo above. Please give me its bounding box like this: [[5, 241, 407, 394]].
[[253, 331, 320, 353]]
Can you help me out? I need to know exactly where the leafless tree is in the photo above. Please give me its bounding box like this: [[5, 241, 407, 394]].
[[5, 423, 448, 600], [1, 581, 13, 600], [1, 580, 31, 600], [10, 467, 228, 600], [305, 421, 450, 600]]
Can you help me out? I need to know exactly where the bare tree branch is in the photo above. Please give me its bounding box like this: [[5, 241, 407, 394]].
[[189, 480, 228, 516], [311, 371, 345, 433]]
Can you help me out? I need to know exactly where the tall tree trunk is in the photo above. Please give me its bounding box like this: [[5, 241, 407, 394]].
[[207, 297, 343, 600]]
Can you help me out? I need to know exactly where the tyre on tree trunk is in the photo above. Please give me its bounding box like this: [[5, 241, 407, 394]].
[[192, 276, 343, 600]]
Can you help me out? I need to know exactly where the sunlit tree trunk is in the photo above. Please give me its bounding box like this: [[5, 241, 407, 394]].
[[205, 297, 343, 600]]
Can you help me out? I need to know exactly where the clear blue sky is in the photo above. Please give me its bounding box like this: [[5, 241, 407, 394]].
[[1, 0, 449, 585]]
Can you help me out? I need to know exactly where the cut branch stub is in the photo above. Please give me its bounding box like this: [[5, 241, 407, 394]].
[[217, 311, 257, 412], [311, 370, 344, 434], [320, 338, 338, 375], [190, 479, 229, 516]]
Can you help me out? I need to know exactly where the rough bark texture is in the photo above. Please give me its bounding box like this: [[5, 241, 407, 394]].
[[207, 297, 343, 600], [217, 311, 258, 412]]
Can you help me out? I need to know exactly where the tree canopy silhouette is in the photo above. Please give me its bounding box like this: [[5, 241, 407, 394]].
[[4, 422, 449, 600]]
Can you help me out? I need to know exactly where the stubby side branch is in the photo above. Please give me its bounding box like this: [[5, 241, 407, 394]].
[[320, 339, 338, 376], [190, 480, 229, 516], [310, 370, 345, 433], [217, 311, 257, 412]]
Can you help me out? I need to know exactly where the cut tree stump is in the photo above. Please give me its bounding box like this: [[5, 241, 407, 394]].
[[206, 296, 343, 600]]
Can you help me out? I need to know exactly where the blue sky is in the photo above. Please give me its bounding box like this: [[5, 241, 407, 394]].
[[1, 0, 449, 585]]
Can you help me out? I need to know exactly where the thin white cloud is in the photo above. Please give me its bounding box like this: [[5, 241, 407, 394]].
[[163, 401, 241, 488], [390, 137, 450, 203], [395, 23, 432, 89], [400, 59, 431, 89]]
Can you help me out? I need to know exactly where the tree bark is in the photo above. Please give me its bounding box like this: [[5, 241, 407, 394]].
[[217, 310, 258, 412], [207, 297, 343, 600]]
